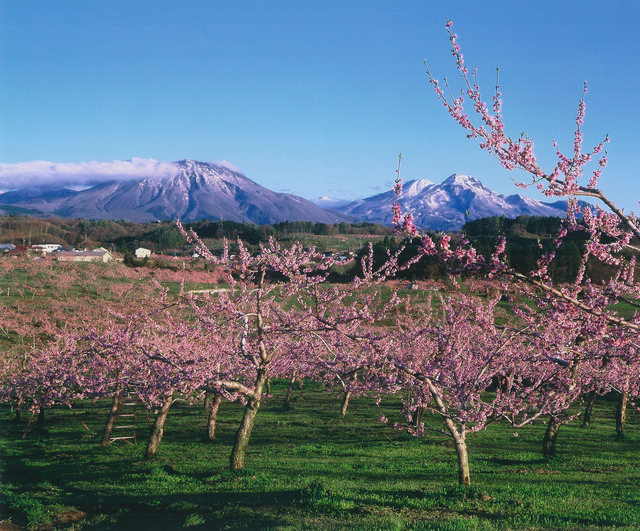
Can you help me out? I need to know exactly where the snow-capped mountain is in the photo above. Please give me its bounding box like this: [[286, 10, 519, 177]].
[[336, 173, 569, 231], [311, 196, 352, 210], [0, 163, 569, 230], [0, 160, 352, 225]]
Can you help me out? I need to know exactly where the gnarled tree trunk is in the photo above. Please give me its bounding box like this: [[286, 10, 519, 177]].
[[340, 390, 352, 417], [145, 393, 174, 459], [230, 369, 268, 470], [442, 415, 470, 486], [616, 390, 628, 439], [285, 373, 296, 405], [424, 377, 471, 486], [101, 393, 121, 447], [582, 391, 596, 428], [207, 392, 223, 441], [543, 416, 561, 458]]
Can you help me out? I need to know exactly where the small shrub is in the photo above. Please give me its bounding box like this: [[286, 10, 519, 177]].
[[184, 512, 206, 527]]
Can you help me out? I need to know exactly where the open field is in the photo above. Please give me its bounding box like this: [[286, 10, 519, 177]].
[[2, 258, 640, 529], [1, 382, 640, 530]]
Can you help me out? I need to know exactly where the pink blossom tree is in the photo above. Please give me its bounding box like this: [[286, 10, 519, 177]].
[[385, 293, 595, 486], [390, 19, 640, 455], [413, 19, 640, 325], [176, 226, 415, 469]]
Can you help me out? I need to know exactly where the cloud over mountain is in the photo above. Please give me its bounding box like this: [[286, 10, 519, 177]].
[[0, 159, 180, 190], [0, 159, 350, 225]]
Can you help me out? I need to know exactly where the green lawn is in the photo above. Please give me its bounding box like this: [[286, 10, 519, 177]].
[[1, 381, 640, 530]]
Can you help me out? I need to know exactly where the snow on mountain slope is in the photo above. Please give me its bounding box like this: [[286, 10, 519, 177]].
[[337, 173, 568, 231], [0, 164, 569, 230], [1, 160, 353, 225]]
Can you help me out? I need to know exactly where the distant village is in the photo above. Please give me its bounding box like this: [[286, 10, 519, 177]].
[[0, 242, 154, 263]]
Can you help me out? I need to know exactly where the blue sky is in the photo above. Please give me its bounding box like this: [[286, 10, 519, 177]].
[[1, 1, 638, 211]]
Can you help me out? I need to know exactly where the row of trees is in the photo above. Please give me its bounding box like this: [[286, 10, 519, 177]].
[[0, 215, 395, 253], [2, 235, 637, 486], [2, 20, 640, 490]]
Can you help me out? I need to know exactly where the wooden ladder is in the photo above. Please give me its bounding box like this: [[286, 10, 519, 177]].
[[109, 395, 139, 445]]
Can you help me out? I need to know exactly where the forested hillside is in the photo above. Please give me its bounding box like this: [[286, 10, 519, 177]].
[[0, 214, 634, 283], [0, 216, 391, 253]]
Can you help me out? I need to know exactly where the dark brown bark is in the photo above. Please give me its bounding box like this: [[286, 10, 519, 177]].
[[582, 391, 596, 427], [616, 391, 629, 439], [145, 394, 174, 459], [340, 390, 352, 416], [230, 369, 268, 470], [543, 417, 561, 458], [101, 394, 121, 447], [207, 392, 223, 441]]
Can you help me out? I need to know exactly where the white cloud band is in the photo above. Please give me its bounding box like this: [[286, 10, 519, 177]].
[[0, 158, 180, 190]]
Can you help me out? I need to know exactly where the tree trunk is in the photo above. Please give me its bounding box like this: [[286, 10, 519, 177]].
[[285, 374, 296, 405], [340, 390, 352, 417], [441, 416, 470, 486], [412, 406, 425, 427], [229, 268, 270, 471], [454, 436, 471, 487], [616, 391, 628, 439], [101, 394, 122, 447], [424, 376, 471, 486], [23, 411, 36, 439], [583, 391, 596, 427], [145, 394, 174, 459], [207, 393, 223, 441], [543, 417, 561, 458], [230, 369, 268, 470]]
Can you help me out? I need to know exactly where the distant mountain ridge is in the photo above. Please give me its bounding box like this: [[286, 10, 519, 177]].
[[0, 160, 352, 225], [0, 161, 569, 230], [335, 174, 569, 231]]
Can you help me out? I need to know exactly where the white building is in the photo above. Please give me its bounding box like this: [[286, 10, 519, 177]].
[[31, 243, 62, 253], [56, 250, 114, 263], [135, 247, 152, 259]]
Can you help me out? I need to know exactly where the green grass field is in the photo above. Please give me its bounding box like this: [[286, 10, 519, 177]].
[[2, 381, 639, 530]]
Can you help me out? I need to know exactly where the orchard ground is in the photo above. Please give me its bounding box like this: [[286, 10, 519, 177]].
[[1, 381, 640, 530], [1, 256, 640, 530]]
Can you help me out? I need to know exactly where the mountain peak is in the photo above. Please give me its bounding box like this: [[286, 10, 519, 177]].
[[337, 173, 568, 231], [0, 159, 353, 225], [443, 173, 483, 188], [177, 159, 209, 170]]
